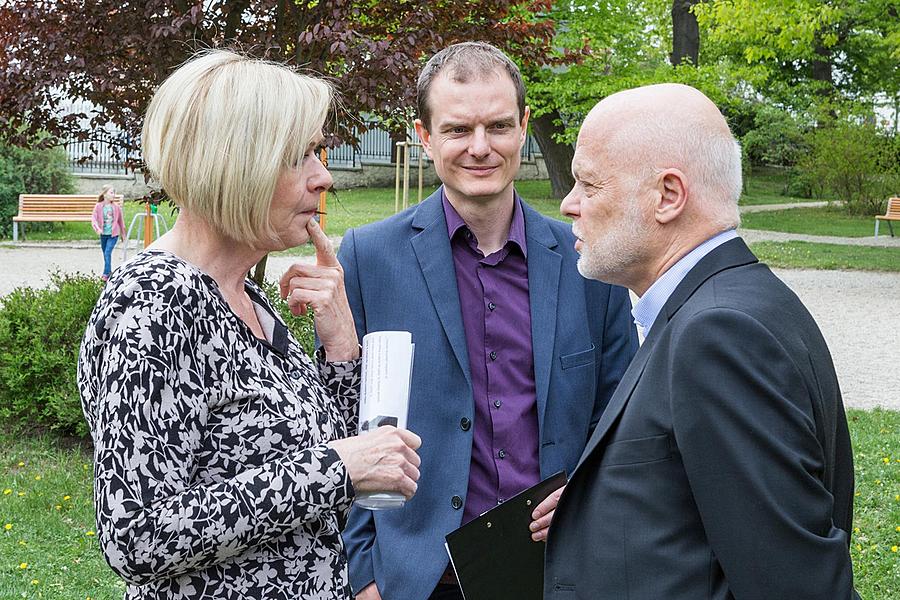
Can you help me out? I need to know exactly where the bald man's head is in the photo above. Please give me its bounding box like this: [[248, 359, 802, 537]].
[[580, 83, 742, 228]]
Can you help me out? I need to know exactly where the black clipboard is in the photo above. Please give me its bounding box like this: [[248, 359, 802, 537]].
[[444, 471, 567, 600]]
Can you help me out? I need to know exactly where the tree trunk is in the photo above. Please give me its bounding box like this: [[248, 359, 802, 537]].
[[671, 0, 701, 66], [530, 110, 575, 200], [811, 43, 833, 88]]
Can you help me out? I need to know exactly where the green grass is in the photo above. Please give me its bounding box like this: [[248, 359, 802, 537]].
[[741, 205, 878, 237], [269, 179, 566, 256], [750, 241, 900, 272], [0, 430, 125, 599], [1, 410, 897, 597], [846, 408, 900, 599], [739, 165, 824, 206], [319, 179, 564, 235], [7, 169, 827, 244]]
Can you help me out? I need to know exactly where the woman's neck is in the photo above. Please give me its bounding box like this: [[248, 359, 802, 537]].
[[151, 212, 266, 297]]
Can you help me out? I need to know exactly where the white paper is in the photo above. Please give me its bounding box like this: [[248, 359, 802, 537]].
[[358, 331, 414, 433]]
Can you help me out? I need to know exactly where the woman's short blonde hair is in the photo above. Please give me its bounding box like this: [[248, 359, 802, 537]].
[[142, 49, 332, 246]]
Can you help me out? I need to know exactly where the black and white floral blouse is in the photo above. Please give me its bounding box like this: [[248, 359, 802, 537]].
[[77, 250, 360, 600]]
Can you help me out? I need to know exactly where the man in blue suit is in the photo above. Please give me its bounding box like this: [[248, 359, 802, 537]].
[[339, 42, 637, 600]]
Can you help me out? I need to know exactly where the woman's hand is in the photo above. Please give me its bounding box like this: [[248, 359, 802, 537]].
[[279, 219, 359, 361], [328, 427, 422, 499]]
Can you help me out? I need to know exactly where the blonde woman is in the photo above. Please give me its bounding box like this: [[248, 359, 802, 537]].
[[91, 184, 125, 280], [77, 50, 421, 600]]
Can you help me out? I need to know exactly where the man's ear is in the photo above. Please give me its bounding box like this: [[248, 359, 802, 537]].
[[520, 106, 531, 143], [414, 119, 433, 159], [654, 168, 688, 224]]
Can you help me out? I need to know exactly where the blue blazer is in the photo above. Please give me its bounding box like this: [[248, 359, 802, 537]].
[[338, 188, 637, 600]]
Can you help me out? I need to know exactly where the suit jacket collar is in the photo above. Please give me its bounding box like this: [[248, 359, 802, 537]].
[[522, 200, 560, 432], [409, 187, 562, 431], [571, 237, 758, 473], [661, 237, 758, 324], [410, 188, 472, 389]]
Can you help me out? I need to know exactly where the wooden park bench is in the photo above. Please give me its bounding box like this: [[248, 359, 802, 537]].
[[875, 197, 900, 237], [12, 194, 123, 242]]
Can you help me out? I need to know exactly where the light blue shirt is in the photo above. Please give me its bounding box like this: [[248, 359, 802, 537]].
[[631, 229, 739, 339]]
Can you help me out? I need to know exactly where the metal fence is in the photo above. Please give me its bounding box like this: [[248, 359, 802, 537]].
[[66, 121, 540, 172], [66, 132, 138, 175], [328, 121, 540, 168]]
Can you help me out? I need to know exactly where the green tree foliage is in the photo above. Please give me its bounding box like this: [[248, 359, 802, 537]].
[[694, 0, 900, 112], [0, 136, 75, 238]]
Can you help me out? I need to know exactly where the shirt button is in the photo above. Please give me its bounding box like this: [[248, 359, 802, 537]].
[[489, 351, 497, 361], [290, 370, 302, 381], [451, 495, 463, 510], [460, 417, 471, 431], [493, 399, 502, 409], [498, 449, 506, 459], [488, 302, 496, 311]]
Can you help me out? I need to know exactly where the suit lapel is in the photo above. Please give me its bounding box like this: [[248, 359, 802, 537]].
[[523, 203, 561, 433], [570, 237, 759, 476], [410, 189, 472, 388]]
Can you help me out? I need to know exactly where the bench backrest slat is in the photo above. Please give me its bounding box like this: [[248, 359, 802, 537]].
[[17, 194, 124, 216], [886, 198, 900, 218]]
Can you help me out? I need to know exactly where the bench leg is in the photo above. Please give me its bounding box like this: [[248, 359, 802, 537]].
[[890, 221, 895, 237], [12, 222, 17, 242]]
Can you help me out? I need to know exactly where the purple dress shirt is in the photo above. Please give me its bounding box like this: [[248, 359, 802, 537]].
[[442, 193, 541, 524]]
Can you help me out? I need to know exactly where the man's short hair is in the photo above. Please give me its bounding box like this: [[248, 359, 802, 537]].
[[417, 41, 526, 131], [142, 49, 332, 248]]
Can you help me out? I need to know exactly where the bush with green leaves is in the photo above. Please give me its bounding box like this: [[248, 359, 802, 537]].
[[260, 281, 317, 356], [799, 119, 900, 216], [0, 274, 317, 437], [0, 137, 76, 238], [0, 273, 103, 436], [741, 105, 809, 168]]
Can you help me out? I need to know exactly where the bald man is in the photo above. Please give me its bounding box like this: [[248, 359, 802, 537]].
[[540, 84, 859, 599]]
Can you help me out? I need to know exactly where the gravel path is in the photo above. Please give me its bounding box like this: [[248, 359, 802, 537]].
[[740, 201, 831, 213], [2, 219, 897, 410]]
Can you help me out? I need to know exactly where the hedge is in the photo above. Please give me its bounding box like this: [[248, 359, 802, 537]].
[[0, 273, 315, 436]]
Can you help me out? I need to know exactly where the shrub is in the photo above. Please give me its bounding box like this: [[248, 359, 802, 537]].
[[261, 281, 317, 356], [799, 120, 900, 216], [741, 105, 809, 168], [0, 273, 103, 436], [0, 274, 316, 436], [0, 137, 75, 238]]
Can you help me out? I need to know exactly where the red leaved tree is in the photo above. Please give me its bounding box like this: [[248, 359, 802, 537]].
[[0, 0, 556, 156]]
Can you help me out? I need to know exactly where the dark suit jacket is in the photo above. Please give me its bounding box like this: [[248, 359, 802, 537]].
[[338, 188, 638, 600], [544, 238, 858, 600]]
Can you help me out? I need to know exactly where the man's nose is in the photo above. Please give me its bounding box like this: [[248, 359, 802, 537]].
[[560, 188, 579, 218], [468, 128, 490, 158]]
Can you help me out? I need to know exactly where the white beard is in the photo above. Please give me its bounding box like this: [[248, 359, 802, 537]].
[[575, 198, 650, 286]]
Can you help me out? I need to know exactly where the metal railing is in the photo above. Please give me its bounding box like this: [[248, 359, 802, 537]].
[[66, 133, 138, 175], [66, 122, 540, 172]]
